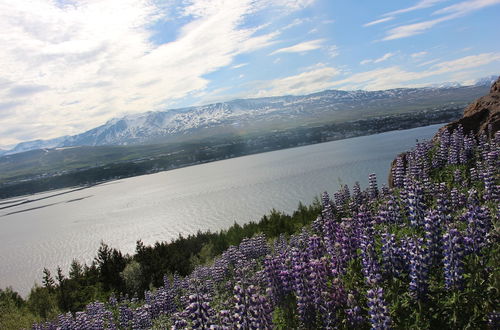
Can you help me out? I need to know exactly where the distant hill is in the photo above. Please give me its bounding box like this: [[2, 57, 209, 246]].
[[3, 79, 494, 155]]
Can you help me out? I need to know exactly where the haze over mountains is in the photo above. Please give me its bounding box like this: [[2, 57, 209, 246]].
[[3, 76, 496, 156]]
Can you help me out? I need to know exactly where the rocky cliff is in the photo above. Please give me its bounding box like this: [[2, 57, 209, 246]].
[[439, 75, 500, 137]]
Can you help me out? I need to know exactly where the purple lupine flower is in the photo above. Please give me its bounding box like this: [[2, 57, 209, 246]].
[[74, 311, 90, 329], [184, 292, 215, 329], [342, 184, 351, 203], [307, 235, 324, 260], [239, 234, 269, 260], [217, 309, 232, 329], [132, 305, 152, 330], [464, 204, 492, 255], [355, 208, 375, 237], [487, 311, 500, 329], [291, 247, 314, 325], [450, 188, 460, 209], [247, 285, 273, 329], [436, 183, 451, 224], [232, 282, 273, 329], [393, 156, 405, 188], [264, 255, 287, 304], [171, 311, 188, 329], [408, 237, 430, 299], [307, 258, 328, 308], [360, 233, 382, 286], [32, 322, 57, 330], [222, 245, 247, 267], [424, 210, 442, 263], [369, 173, 379, 199], [482, 166, 497, 202], [336, 218, 358, 274], [388, 194, 402, 224], [346, 293, 364, 327], [57, 312, 73, 330], [406, 182, 426, 228], [319, 277, 345, 328], [323, 216, 339, 257], [437, 129, 450, 166], [381, 232, 404, 279], [150, 284, 177, 317], [322, 191, 335, 222], [311, 215, 324, 235], [108, 294, 118, 307], [352, 181, 363, 205], [119, 304, 134, 328], [366, 287, 392, 330], [470, 167, 479, 182], [442, 226, 465, 290]]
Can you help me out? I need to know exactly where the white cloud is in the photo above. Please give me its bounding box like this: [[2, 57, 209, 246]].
[[374, 52, 396, 63], [383, 17, 449, 40], [430, 52, 500, 72], [282, 17, 310, 30], [231, 63, 249, 69], [255, 65, 341, 97], [0, 0, 307, 146], [363, 0, 446, 28], [360, 52, 395, 65], [204, 53, 500, 100], [433, 0, 500, 15], [334, 52, 500, 90], [384, 0, 448, 16], [383, 0, 500, 40], [270, 39, 325, 55], [272, 0, 315, 10], [418, 58, 441, 66], [327, 45, 339, 58], [411, 51, 428, 58], [363, 16, 394, 27]]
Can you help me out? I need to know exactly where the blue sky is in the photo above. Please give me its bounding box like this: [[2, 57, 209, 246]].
[[0, 0, 499, 147]]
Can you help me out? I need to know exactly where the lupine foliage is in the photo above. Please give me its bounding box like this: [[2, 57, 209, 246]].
[[5, 126, 500, 329]]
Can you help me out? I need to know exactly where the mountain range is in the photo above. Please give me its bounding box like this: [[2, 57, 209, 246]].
[[2, 76, 497, 156]]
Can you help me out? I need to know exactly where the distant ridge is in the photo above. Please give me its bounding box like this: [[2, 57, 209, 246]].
[[2, 77, 496, 156]]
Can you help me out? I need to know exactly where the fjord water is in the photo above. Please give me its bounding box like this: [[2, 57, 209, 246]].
[[0, 124, 441, 295]]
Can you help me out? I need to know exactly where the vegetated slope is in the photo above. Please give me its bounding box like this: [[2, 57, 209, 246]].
[[24, 126, 498, 329], [4, 82, 491, 155]]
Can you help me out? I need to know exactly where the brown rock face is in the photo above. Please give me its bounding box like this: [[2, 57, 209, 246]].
[[440, 75, 500, 137]]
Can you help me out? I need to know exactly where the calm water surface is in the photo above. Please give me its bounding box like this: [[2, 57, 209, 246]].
[[0, 124, 441, 295]]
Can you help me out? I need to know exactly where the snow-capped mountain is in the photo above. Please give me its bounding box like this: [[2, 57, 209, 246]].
[[474, 75, 498, 87], [7, 136, 69, 155], [3, 79, 496, 155]]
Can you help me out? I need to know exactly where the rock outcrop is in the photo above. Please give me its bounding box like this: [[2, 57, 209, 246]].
[[439, 75, 500, 137]]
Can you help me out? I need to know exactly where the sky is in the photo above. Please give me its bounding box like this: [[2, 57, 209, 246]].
[[1, 0, 499, 148]]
